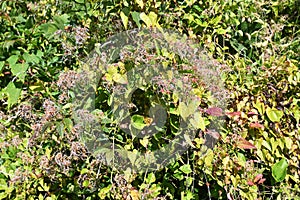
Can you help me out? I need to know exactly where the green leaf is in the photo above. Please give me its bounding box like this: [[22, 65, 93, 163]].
[[216, 28, 227, 35], [190, 112, 206, 131], [63, 118, 73, 132], [80, 168, 89, 175], [272, 158, 288, 182], [135, 0, 144, 8], [253, 100, 265, 115], [178, 100, 200, 121], [179, 164, 192, 174], [3, 40, 15, 50], [210, 15, 222, 25], [140, 12, 152, 27], [131, 12, 141, 28], [131, 114, 146, 130], [148, 12, 158, 25], [98, 185, 112, 199], [53, 14, 70, 29], [113, 73, 127, 84], [146, 172, 156, 184], [6, 82, 21, 108], [140, 137, 149, 148], [0, 179, 7, 190], [7, 55, 19, 66], [127, 149, 138, 165], [0, 192, 9, 199], [82, 180, 89, 187], [178, 102, 189, 121], [23, 53, 40, 64], [0, 61, 4, 73], [184, 134, 195, 148], [120, 8, 130, 29], [39, 23, 59, 38], [266, 107, 284, 122], [10, 63, 29, 83]]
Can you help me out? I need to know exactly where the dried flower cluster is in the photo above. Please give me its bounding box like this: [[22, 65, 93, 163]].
[[55, 25, 90, 58]]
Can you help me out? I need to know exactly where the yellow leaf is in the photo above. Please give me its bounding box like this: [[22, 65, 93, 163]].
[[120, 10, 129, 29], [135, 0, 144, 8], [130, 188, 140, 200]]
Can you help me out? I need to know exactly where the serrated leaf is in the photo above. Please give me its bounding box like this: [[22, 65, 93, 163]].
[[266, 107, 284, 122], [272, 158, 288, 182]]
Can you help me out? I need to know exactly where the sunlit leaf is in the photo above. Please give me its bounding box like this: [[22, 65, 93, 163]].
[[205, 107, 223, 116], [131, 11, 141, 28], [190, 112, 205, 131], [179, 164, 192, 174], [6, 82, 21, 108], [272, 158, 288, 182], [236, 136, 256, 149], [266, 107, 284, 122], [120, 8, 129, 29]]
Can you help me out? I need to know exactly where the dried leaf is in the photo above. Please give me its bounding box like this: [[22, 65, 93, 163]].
[[225, 111, 241, 117], [253, 174, 263, 183], [249, 122, 264, 129], [236, 136, 256, 149], [206, 107, 223, 116]]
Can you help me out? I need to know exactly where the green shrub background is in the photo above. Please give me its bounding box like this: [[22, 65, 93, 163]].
[[0, 0, 299, 199]]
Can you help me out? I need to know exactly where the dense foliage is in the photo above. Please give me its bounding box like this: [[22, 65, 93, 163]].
[[0, 0, 299, 199]]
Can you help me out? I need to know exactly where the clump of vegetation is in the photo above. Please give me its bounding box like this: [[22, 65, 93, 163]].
[[0, 0, 299, 199]]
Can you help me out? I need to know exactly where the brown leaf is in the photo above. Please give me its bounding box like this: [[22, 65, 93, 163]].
[[249, 122, 264, 129], [206, 130, 221, 140], [247, 180, 255, 186], [258, 178, 266, 185], [247, 111, 258, 116], [236, 136, 256, 149], [253, 174, 263, 183], [206, 107, 223, 116], [225, 111, 241, 117]]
